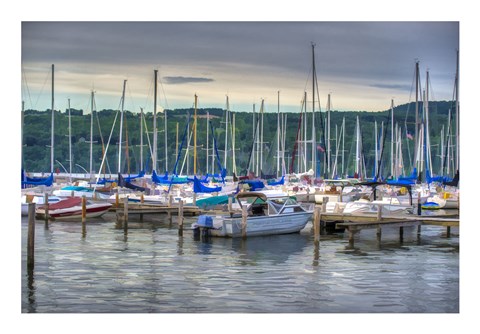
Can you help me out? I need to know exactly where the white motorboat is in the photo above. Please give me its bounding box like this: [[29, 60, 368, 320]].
[[36, 197, 112, 220], [193, 192, 314, 237]]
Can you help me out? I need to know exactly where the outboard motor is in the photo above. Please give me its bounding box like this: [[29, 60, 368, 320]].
[[194, 215, 214, 241]]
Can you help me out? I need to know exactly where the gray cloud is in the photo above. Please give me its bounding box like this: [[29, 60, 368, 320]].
[[21, 21, 459, 111], [369, 83, 412, 91], [163, 76, 214, 84]]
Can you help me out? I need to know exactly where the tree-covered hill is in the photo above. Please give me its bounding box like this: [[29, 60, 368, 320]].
[[21, 100, 458, 178]]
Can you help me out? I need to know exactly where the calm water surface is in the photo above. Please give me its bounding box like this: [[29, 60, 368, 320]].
[[21, 212, 459, 313]]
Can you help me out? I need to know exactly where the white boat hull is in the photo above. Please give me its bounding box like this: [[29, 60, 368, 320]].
[[36, 203, 112, 220], [207, 212, 312, 238]]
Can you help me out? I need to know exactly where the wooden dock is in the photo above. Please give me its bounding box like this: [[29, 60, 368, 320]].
[[110, 202, 201, 216], [312, 203, 459, 246]]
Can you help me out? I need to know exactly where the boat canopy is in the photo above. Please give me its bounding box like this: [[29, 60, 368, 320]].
[[235, 192, 268, 202]]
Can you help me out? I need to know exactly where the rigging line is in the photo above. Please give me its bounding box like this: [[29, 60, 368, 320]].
[[21, 68, 34, 110], [158, 70, 170, 109], [93, 109, 120, 191], [376, 108, 392, 180], [33, 68, 51, 110], [143, 74, 154, 111], [95, 101, 112, 176]]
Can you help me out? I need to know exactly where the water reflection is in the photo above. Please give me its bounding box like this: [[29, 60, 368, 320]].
[[230, 233, 309, 265], [22, 216, 459, 313], [26, 267, 36, 313]]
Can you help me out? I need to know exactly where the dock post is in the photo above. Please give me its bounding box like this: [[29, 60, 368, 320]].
[[348, 227, 355, 247], [115, 192, 119, 208], [376, 226, 382, 243], [241, 205, 248, 239], [123, 197, 129, 232], [417, 192, 422, 216], [27, 203, 36, 270], [82, 195, 87, 236], [43, 193, 49, 227], [178, 200, 184, 236], [376, 205, 383, 221], [140, 192, 144, 222], [193, 193, 197, 206], [167, 195, 173, 223], [321, 197, 328, 213], [313, 207, 321, 243], [446, 226, 451, 238], [399, 226, 404, 243], [228, 196, 233, 214]]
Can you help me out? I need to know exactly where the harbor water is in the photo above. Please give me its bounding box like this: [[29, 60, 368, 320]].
[[21, 212, 459, 313]]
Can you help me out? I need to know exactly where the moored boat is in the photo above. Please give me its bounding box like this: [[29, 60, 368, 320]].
[[36, 196, 112, 220], [193, 192, 314, 237]]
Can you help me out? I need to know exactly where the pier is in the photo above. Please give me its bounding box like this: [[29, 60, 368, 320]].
[[315, 208, 459, 246]]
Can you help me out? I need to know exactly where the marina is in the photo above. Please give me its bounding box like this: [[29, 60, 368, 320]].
[[16, 20, 467, 329]]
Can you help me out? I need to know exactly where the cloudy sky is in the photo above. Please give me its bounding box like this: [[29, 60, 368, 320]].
[[21, 20, 459, 113]]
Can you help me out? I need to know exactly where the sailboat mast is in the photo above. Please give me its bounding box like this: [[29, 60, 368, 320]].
[[277, 91, 280, 177], [153, 69, 158, 172], [375, 120, 378, 177], [414, 61, 420, 173], [50, 64, 55, 173], [68, 98, 72, 181], [89, 90, 94, 176], [194, 94, 198, 175], [224, 96, 229, 174], [232, 112, 237, 176], [140, 108, 144, 172], [260, 99, 264, 175], [455, 49, 460, 174], [311, 43, 316, 176], [118, 79, 127, 174], [390, 99, 394, 178], [206, 111, 209, 174], [355, 116, 360, 177], [327, 93, 331, 176], [342, 116, 345, 177]]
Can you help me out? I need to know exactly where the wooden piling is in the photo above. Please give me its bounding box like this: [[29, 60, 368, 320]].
[[376, 205, 383, 221], [313, 207, 321, 243], [417, 192, 422, 216], [193, 192, 197, 206], [27, 203, 36, 270], [321, 197, 329, 213], [81, 195, 87, 236], [167, 195, 173, 222], [241, 205, 248, 239], [399, 226, 404, 242], [43, 193, 49, 226], [140, 193, 144, 221], [178, 200, 184, 236], [123, 197, 129, 231], [348, 227, 355, 247], [446, 226, 451, 238], [115, 192, 119, 208], [376, 225, 382, 243], [228, 196, 233, 214]]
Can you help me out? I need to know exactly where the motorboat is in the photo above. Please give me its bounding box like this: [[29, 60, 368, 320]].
[[193, 192, 314, 237], [36, 196, 112, 220]]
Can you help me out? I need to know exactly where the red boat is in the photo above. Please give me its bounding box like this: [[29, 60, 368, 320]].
[[36, 197, 112, 220]]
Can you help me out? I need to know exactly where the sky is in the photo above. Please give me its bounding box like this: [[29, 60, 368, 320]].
[[21, 21, 459, 114]]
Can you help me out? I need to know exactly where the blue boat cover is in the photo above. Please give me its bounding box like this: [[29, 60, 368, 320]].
[[193, 176, 222, 193]]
